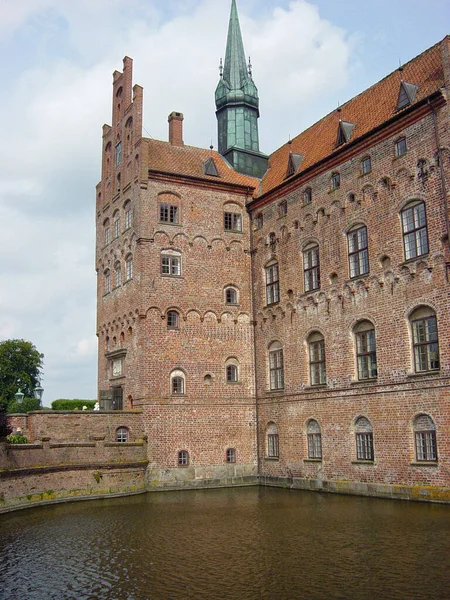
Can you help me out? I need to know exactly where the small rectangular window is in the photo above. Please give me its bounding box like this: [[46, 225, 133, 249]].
[[356, 432, 374, 460], [159, 203, 179, 224], [267, 434, 279, 458], [255, 214, 263, 229], [395, 137, 407, 157], [224, 212, 242, 232], [415, 431, 437, 461], [331, 172, 340, 190], [304, 245, 320, 292], [278, 200, 287, 217], [226, 448, 236, 463], [162, 255, 181, 276], [125, 207, 132, 229], [348, 226, 369, 278], [303, 188, 312, 205], [307, 433, 322, 459], [115, 142, 122, 167], [361, 156, 371, 175], [265, 263, 280, 305]]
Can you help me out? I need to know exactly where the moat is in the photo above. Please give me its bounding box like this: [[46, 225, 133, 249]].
[[1, 487, 449, 600]]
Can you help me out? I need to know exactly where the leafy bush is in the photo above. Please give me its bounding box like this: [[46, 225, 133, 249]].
[[51, 399, 96, 411], [0, 402, 12, 438], [7, 397, 42, 414], [7, 433, 29, 444]]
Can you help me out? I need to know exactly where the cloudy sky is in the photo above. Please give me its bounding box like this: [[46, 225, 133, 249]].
[[0, 0, 448, 405]]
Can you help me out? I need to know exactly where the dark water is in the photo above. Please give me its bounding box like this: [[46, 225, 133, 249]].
[[1, 487, 450, 600]]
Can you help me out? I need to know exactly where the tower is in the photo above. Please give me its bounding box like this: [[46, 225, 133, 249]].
[[215, 0, 268, 177]]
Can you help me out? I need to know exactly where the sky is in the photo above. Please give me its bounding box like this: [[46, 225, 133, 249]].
[[0, 0, 448, 406]]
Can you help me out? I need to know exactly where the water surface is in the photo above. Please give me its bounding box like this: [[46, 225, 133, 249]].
[[1, 487, 449, 599]]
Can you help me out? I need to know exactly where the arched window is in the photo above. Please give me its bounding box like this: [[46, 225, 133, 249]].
[[167, 310, 179, 329], [268, 341, 284, 390], [331, 172, 340, 190], [116, 427, 129, 443], [265, 261, 279, 305], [124, 201, 132, 230], [161, 250, 181, 276], [410, 306, 439, 372], [308, 332, 326, 386], [225, 286, 238, 305], [226, 448, 236, 463], [413, 414, 437, 462], [171, 370, 185, 395], [348, 224, 369, 278], [266, 422, 279, 458], [114, 262, 121, 288], [178, 450, 189, 466], [104, 270, 111, 295], [104, 219, 110, 246], [125, 255, 133, 281], [354, 321, 377, 380], [355, 417, 374, 461], [307, 419, 322, 459], [401, 201, 428, 260], [225, 358, 239, 383], [113, 210, 120, 239], [303, 243, 320, 292]]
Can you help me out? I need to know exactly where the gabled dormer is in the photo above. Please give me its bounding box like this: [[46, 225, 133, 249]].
[[336, 120, 355, 147], [396, 81, 418, 111], [285, 152, 304, 178], [203, 157, 220, 177]]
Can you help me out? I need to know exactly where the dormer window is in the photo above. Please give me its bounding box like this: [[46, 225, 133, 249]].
[[285, 153, 304, 178], [203, 157, 220, 177], [396, 81, 418, 111], [336, 120, 355, 147]]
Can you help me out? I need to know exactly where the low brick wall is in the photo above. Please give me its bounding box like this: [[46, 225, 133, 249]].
[[0, 411, 147, 513]]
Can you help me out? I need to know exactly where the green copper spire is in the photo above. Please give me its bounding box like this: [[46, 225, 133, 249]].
[[215, 0, 267, 177]]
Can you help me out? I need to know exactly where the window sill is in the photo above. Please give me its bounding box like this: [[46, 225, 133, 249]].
[[226, 381, 242, 385], [167, 327, 180, 331], [264, 301, 280, 309], [406, 371, 440, 379], [399, 254, 429, 267], [347, 274, 369, 283], [350, 378, 378, 385], [266, 388, 285, 394], [351, 460, 375, 465], [303, 458, 322, 463], [158, 222, 182, 227], [171, 394, 186, 398], [264, 456, 279, 461], [304, 384, 327, 390], [410, 461, 438, 467], [161, 275, 184, 279], [224, 230, 243, 235], [225, 303, 239, 307]]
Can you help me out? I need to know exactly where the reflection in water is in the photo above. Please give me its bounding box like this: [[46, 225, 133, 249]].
[[1, 487, 450, 600]]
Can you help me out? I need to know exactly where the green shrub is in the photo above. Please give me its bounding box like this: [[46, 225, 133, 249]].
[[7, 433, 29, 444], [51, 399, 96, 411], [7, 397, 42, 414]]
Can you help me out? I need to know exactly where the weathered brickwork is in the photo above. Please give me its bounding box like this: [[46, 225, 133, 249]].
[[92, 36, 450, 502]]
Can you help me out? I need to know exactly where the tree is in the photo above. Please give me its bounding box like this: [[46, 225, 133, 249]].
[[0, 340, 44, 410], [0, 402, 12, 438]]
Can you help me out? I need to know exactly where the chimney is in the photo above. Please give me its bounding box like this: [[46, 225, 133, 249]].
[[168, 111, 184, 146]]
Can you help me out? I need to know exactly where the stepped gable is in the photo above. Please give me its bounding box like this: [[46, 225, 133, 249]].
[[260, 36, 447, 196], [145, 138, 259, 189]]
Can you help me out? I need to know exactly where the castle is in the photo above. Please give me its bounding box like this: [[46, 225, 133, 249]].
[[95, 0, 450, 500]]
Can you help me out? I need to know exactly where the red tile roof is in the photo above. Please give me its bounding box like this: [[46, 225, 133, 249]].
[[260, 36, 447, 196], [145, 138, 259, 190]]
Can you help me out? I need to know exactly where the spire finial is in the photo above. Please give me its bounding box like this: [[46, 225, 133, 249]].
[[219, 58, 223, 78], [248, 56, 252, 78]]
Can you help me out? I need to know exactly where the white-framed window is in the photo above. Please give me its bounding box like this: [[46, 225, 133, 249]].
[[225, 286, 238, 305], [224, 211, 242, 232], [226, 448, 236, 463], [354, 320, 377, 380], [308, 332, 326, 386], [116, 427, 129, 443], [178, 450, 189, 466], [125, 255, 133, 281], [113, 211, 120, 239], [161, 251, 181, 276], [347, 224, 369, 278], [170, 369, 185, 395], [124, 201, 132, 230], [413, 414, 437, 462], [114, 262, 122, 288], [167, 310, 179, 329], [410, 306, 439, 372], [401, 201, 429, 260], [307, 419, 322, 459], [303, 243, 320, 292], [265, 261, 280, 305], [268, 341, 284, 390], [159, 203, 179, 224]]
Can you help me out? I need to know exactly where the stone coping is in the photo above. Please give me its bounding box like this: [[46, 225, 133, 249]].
[[0, 460, 149, 479]]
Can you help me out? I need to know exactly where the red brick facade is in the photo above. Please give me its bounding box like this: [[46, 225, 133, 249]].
[[95, 37, 450, 501]]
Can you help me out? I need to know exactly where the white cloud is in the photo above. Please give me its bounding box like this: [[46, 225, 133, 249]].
[[0, 0, 353, 403]]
